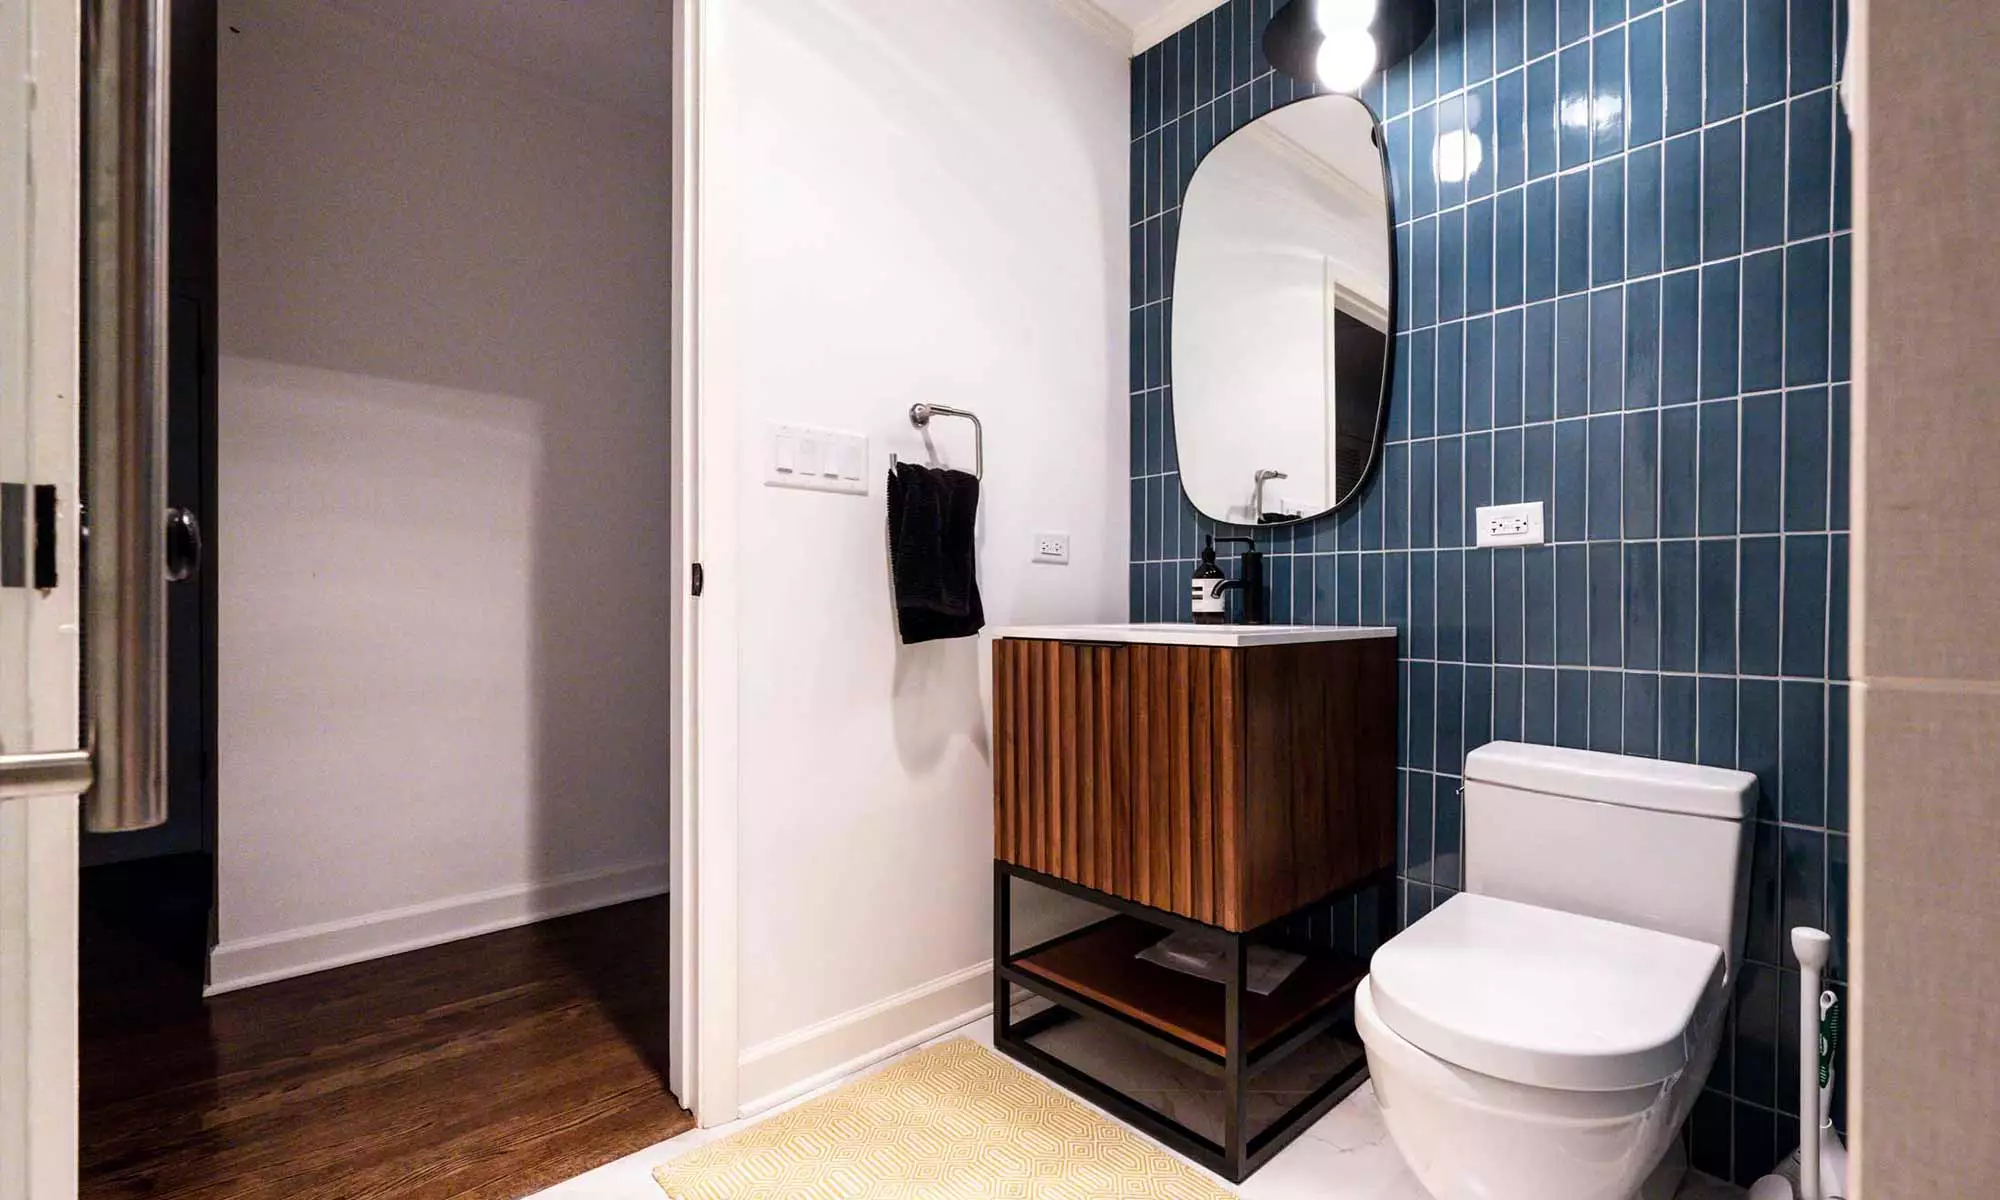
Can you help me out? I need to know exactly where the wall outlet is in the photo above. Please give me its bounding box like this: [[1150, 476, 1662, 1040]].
[[1475, 501, 1546, 547], [1033, 532, 1071, 565]]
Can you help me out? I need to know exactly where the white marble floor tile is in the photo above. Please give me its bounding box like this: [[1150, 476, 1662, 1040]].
[[523, 1014, 1745, 1200]]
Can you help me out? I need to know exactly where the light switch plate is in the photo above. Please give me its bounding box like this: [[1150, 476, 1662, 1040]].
[[1475, 501, 1545, 547], [766, 424, 868, 495], [1033, 532, 1071, 565]]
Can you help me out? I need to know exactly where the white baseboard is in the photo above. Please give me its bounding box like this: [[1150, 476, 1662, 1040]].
[[206, 860, 670, 996], [735, 962, 994, 1118]]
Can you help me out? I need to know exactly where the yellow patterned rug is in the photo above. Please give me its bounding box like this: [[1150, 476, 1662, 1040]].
[[652, 1038, 1234, 1199]]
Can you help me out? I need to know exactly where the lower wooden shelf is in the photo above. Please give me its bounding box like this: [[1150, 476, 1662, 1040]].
[[1010, 914, 1368, 1060]]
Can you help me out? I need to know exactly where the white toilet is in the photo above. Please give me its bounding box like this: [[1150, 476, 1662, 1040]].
[[1355, 742, 1756, 1200]]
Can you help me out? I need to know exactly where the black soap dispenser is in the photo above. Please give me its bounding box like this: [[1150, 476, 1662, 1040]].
[[1191, 537, 1227, 625]]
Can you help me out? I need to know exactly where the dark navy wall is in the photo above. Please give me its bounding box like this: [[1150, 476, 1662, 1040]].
[[1128, 0, 1849, 1184]]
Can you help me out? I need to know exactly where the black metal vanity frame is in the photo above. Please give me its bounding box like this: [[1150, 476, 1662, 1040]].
[[992, 861, 1399, 1184]]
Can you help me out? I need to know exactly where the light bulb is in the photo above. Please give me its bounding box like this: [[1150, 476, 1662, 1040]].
[[1314, 0, 1379, 31], [1315, 27, 1377, 93]]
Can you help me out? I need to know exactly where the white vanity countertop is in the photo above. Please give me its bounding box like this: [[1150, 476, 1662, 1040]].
[[985, 623, 1399, 648]]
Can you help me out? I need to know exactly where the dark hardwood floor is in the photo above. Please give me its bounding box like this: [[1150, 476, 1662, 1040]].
[[80, 858, 693, 1200]]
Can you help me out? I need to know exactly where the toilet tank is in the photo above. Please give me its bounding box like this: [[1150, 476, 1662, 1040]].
[[1462, 742, 1757, 976]]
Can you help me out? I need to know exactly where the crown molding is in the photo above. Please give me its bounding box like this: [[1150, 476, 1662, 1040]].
[[1130, 0, 1233, 54], [1046, 0, 1136, 54]]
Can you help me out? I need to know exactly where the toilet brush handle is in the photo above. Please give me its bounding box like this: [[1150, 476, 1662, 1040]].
[[1793, 928, 1832, 1199]]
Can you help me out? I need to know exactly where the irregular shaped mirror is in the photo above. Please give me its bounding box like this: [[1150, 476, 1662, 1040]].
[[1172, 94, 1391, 525]]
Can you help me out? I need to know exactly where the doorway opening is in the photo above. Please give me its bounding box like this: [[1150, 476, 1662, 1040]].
[[77, 2, 689, 1194]]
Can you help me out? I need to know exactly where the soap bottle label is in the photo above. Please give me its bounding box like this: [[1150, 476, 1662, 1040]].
[[1192, 578, 1226, 614]]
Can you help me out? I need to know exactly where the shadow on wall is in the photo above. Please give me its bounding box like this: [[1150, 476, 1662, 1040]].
[[216, 0, 673, 1071]]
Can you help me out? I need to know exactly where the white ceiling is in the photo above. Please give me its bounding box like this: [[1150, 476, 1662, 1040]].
[[311, 0, 674, 124], [1088, 0, 1233, 52]]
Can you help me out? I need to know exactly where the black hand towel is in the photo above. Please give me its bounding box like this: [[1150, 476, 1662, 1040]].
[[886, 461, 985, 644]]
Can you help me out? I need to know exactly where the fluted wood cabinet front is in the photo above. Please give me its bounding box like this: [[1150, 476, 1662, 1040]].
[[992, 637, 1396, 932]]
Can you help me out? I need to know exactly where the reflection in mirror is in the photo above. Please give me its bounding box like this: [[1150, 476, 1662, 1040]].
[[1172, 94, 1391, 525]]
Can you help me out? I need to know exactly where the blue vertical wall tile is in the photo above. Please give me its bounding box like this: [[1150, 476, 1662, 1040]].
[[1552, 170, 1584, 294], [1593, 29, 1626, 161], [1783, 534, 1830, 677], [1525, 302, 1556, 421], [1659, 539, 1698, 669], [1591, 164, 1625, 288], [1659, 403, 1699, 535], [1624, 410, 1659, 536], [1411, 327, 1438, 439], [1661, 269, 1701, 405], [1746, 0, 1788, 109], [1740, 535, 1782, 675], [1785, 387, 1831, 531], [1526, 180, 1559, 302], [1497, 0, 1528, 70], [1627, 143, 1664, 278], [1557, 44, 1593, 169], [1132, 3, 1848, 1177], [1625, 279, 1661, 409], [1699, 538, 1739, 673], [1699, 397, 1740, 535], [1589, 543, 1623, 665], [1587, 413, 1623, 539], [1496, 187, 1526, 308], [1625, 541, 1660, 668], [1527, 56, 1560, 180], [1590, 289, 1625, 413], [1789, 90, 1835, 240], [1439, 326, 1467, 437], [1525, 667, 1557, 743], [1741, 250, 1785, 395], [1554, 418, 1589, 540], [1557, 295, 1591, 416], [1706, 0, 1746, 121], [1697, 677, 1739, 769], [1412, 104, 1439, 216], [1468, 0, 1497, 83], [1557, 669, 1590, 748], [1664, 0, 1705, 135], [1787, 238, 1832, 386], [1790, 0, 1835, 93], [1525, 544, 1556, 666], [1439, 211, 1467, 324], [1589, 669, 1624, 752], [1467, 200, 1496, 317], [1743, 107, 1787, 252], [1700, 262, 1742, 401], [1628, 12, 1665, 146], [1740, 392, 1784, 533], [1663, 133, 1703, 270], [1467, 319, 1495, 431], [1560, 0, 1593, 44], [1703, 121, 1744, 261], [1557, 544, 1589, 664]]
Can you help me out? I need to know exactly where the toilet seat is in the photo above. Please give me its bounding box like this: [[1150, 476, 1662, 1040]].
[[1369, 894, 1726, 1092]]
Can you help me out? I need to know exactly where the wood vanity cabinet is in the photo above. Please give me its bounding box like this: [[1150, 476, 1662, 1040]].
[[990, 635, 1397, 933]]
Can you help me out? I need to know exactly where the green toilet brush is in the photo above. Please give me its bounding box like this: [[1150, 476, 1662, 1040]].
[[1751, 929, 1847, 1199]]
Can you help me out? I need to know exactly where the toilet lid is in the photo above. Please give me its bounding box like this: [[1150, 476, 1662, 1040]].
[[1368, 894, 1726, 1092]]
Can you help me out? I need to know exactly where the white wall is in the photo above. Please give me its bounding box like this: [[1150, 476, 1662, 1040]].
[[707, 0, 1131, 1107], [211, 0, 674, 989]]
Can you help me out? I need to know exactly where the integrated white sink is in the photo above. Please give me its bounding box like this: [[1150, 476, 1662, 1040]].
[[985, 622, 1398, 648]]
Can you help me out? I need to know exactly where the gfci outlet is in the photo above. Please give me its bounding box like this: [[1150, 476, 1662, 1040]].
[[1476, 501, 1546, 547], [1033, 532, 1071, 565]]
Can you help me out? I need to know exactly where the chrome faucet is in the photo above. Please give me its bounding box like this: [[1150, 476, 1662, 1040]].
[[1253, 469, 1289, 523]]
